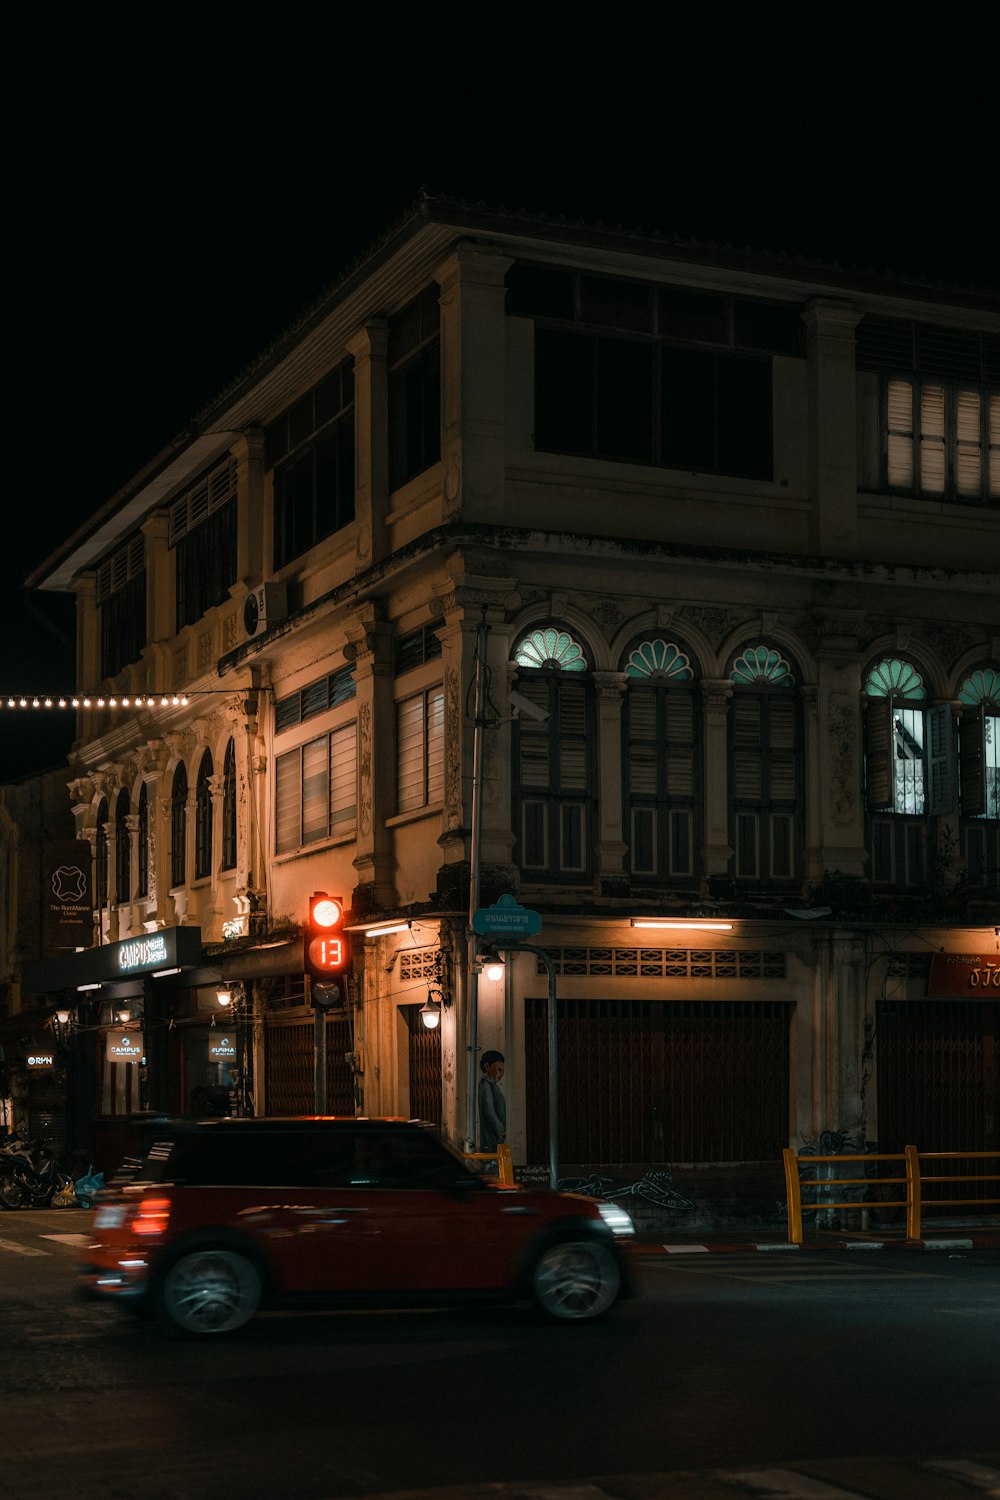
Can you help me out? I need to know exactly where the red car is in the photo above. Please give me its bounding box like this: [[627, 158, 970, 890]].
[[79, 1117, 635, 1336]]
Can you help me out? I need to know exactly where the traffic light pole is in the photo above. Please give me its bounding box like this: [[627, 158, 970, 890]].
[[314, 993, 326, 1113]]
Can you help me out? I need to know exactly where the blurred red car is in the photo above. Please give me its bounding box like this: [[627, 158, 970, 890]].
[[79, 1117, 635, 1336]]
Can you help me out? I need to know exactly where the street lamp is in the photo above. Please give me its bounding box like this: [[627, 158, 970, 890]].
[[420, 987, 446, 1031]]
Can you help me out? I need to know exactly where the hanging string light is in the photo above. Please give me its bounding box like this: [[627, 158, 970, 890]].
[[0, 693, 190, 709]]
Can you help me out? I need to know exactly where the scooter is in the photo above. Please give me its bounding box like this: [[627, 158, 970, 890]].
[[0, 1136, 73, 1209]]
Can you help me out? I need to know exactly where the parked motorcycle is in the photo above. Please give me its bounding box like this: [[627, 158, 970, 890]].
[[0, 1135, 74, 1209]]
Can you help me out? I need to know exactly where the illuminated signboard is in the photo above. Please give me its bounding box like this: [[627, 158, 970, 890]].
[[106, 1030, 144, 1063], [928, 953, 1000, 996], [117, 934, 170, 973], [208, 1032, 237, 1062], [26, 1053, 55, 1069]]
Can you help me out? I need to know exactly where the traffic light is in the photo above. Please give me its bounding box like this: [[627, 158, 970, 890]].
[[305, 892, 348, 1007]]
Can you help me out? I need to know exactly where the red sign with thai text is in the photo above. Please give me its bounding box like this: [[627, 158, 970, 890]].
[[927, 953, 1000, 996]]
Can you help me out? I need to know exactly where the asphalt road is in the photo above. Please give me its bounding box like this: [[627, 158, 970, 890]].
[[0, 1208, 997, 1500]]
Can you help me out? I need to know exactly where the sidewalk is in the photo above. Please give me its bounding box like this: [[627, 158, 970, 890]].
[[630, 1224, 1000, 1254]]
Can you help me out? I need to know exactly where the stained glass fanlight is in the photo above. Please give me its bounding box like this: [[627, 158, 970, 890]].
[[864, 658, 926, 700], [625, 639, 694, 681], [513, 627, 587, 672], [958, 667, 1000, 706], [730, 645, 794, 687]]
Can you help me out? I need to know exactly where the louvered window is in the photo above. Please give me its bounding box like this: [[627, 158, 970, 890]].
[[275, 666, 356, 734], [114, 791, 131, 905], [396, 690, 444, 814], [268, 360, 355, 569], [624, 681, 698, 881], [881, 377, 998, 501], [512, 627, 594, 880], [97, 535, 146, 679], [275, 723, 357, 855], [728, 651, 800, 884], [172, 455, 238, 629]]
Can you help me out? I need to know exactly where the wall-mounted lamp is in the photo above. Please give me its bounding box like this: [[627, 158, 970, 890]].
[[216, 989, 233, 1008], [55, 1008, 72, 1026], [630, 919, 734, 932], [483, 958, 506, 982], [419, 986, 447, 1031], [116, 1008, 132, 1024]]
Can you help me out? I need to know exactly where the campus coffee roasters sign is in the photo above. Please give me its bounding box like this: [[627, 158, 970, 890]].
[[106, 1030, 144, 1064], [928, 953, 1000, 996], [208, 1032, 236, 1063]]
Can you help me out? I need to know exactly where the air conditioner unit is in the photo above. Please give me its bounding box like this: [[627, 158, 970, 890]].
[[242, 583, 287, 640]]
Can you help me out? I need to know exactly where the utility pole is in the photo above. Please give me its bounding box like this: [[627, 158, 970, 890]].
[[464, 607, 491, 1149]]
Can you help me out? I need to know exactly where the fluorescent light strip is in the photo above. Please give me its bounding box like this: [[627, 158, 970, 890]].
[[631, 919, 734, 932], [344, 921, 411, 937]]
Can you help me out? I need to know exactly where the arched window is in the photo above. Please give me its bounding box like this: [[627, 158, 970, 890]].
[[622, 638, 699, 881], [221, 739, 237, 870], [728, 643, 800, 883], [95, 798, 109, 910], [195, 750, 214, 880], [863, 656, 938, 889], [957, 666, 999, 890], [137, 782, 149, 899], [114, 789, 131, 904], [170, 762, 188, 889], [511, 624, 593, 879]]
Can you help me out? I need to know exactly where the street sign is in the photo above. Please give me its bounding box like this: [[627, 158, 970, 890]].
[[472, 894, 542, 938]]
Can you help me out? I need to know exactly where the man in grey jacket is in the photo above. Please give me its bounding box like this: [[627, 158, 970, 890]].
[[478, 1050, 506, 1155]]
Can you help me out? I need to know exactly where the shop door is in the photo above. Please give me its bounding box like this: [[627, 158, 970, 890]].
[[402, 1006, 442, 1126], [876, 999, 999, 1152], [265, 1016, 354, 1115], [525, 998, 792, 1168]]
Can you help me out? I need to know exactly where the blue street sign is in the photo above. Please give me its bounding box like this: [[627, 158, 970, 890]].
[[472, 894, 542, 937]]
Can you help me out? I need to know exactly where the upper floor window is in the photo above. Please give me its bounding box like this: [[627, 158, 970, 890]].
[[267, 360, 355, 570], [623, 639, 699, 882], [96, 535, 145, 679], [388, 287, 441, 490], [396, 688, 444, 814], [856, 316, 999, 504], [137, 782, 149, 899], [728, 645, 800, 883], [508, 266, 795, 481], [170, 457, 239, 629], [221, 739, 237, 870], [512, 625, 594, 879], [195, 751, 213, 880], [95, 798, 109, 909], [275, 664, 356, 733], [114, 790, 131, 904], [863, 657, 943, 889], [275, 722, 357, 854], [958, 667, 1000, 821], [170, 762, 188, 889]]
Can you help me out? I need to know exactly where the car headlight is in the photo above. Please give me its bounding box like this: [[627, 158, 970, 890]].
[[596, 1202, 635, 1236]]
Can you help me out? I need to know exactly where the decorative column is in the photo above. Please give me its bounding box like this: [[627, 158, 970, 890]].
[[812, 609, 868, 881], [124, 814, 140, 934], [435, 245, 512, 522], [701, 678, 733, 885], [347, 320, 389, 569], [804, 299, 863, 555], [347, 609, 396, 910], [593, 672, 628, 896]]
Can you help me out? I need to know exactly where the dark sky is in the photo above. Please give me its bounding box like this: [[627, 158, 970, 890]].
[[4, 5, 997, 778]]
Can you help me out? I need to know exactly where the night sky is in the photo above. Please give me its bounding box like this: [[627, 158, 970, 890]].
[[4, 5, 997, 779]]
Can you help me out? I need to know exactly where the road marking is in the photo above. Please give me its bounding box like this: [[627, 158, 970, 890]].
[[923, 1458, 1000, 1494], [40, 1233, 92, 1246], [0, 1237, 49, 1257], [718, 1467, 872, 1497]]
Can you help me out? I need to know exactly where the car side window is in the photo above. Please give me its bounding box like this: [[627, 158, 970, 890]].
[[348, 1130, 468, 1189]]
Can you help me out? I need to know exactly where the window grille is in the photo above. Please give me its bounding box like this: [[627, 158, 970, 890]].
[[399, 949, 444, 982], [537, 948, 786, 978], [96, 534, 145, 603]]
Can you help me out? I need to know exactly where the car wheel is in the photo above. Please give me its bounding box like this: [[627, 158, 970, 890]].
[[157, 1249, 262, 1336], [531, 1237, 621, 1321]]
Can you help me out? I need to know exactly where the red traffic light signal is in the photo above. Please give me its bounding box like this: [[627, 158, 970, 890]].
[[306, 893, 348, 980]]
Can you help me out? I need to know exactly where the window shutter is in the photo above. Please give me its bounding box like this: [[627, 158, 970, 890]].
[[631, 807, 657, 873], [301, 737, 330, 844], [522, 801, 548, 867], [989, 394, 1000, 498], [733, 696, 761, 800], [926, 705, 954, 815], [959, 707, 986, 818], [918, 385, 946, 494], [329, 723, 357, 830], [275, 750, 301, 854], [426, 689, 445, 804], [560, 804, 586, 871], [856, 371, 880, 489], [864, 700, 894, 810], [886, 380, 914, 488], [955, 390, 982, 497], [396, 697, 425, 812]]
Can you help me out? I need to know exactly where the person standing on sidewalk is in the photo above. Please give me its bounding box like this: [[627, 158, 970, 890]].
[[478, 1051, 506, 1164]]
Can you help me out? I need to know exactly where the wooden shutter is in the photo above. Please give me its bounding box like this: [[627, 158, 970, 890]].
[[926, 704, 954, 816], [886, 379, 914, 488], [426, 689, 445, 804], [856, 370, 881, 489], [955, 390, 982, 497], [329, 723, 357, 830], [918, 385, 946, 494], [959, 707, 986, 818], [301, 736, 329, 843], [864, 699, 894, 810], [396, 696, 425, 812]]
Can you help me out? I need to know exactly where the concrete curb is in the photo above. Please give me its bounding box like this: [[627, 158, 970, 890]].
[[631, 1233, 1000, 1254]]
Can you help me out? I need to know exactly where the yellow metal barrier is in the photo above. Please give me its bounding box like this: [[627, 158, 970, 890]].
[[783, 1145, 1000, 1243], [461, 1142, 514, 1184]]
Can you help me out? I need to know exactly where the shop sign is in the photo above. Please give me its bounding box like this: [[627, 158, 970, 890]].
[[106, 1030, 144, 1063], [208, 1032, 236, 1062], [928, 953, 1000, 996], [44, 840, 92, 949], [26, 1052, 55, 1069]]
